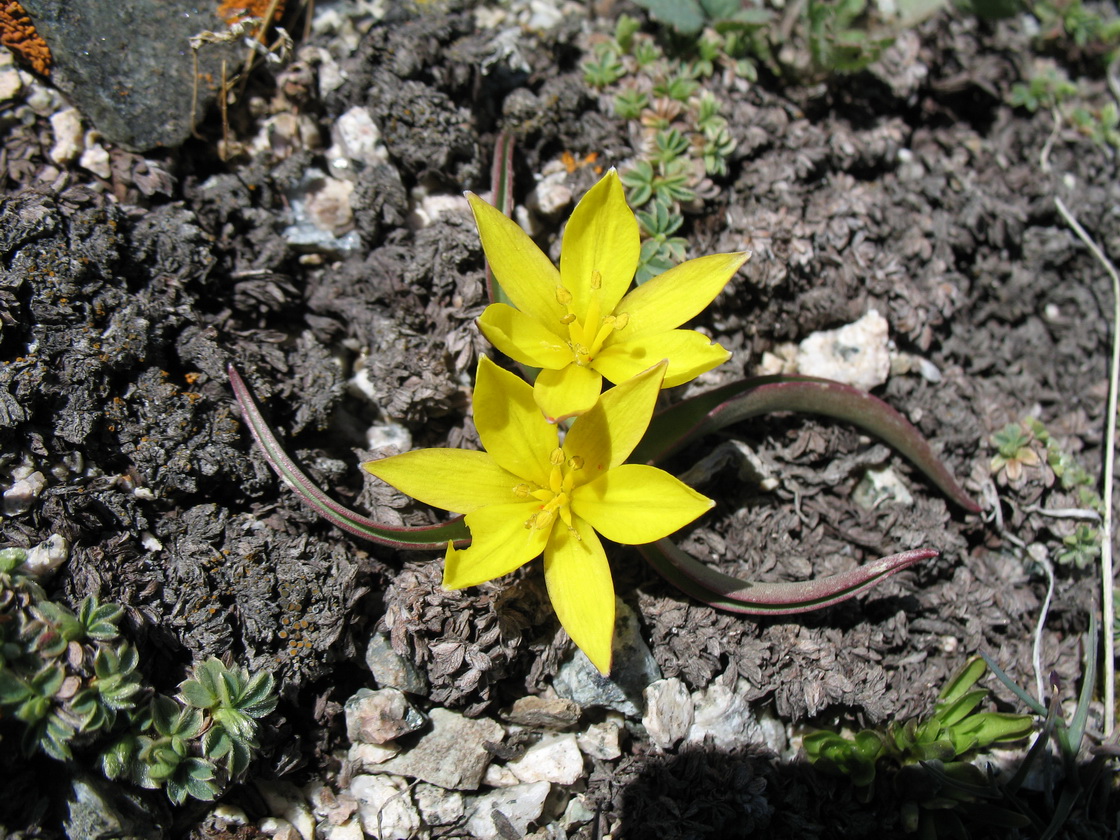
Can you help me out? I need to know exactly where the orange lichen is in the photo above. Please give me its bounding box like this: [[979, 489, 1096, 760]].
[[560, 150, 600, 174], [0, 0, 50, 76], [216, 0, 285, 24]]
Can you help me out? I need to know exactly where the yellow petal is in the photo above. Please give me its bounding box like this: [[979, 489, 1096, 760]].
[[615, 251, 750, 340], [533, 364, 603, 424], [474, 356, 557, 485], [467, 193, 565, 325], [443, 501, 549, 589], [559, 170, 639, 319], [564, 360, 665, 479], [362, 449, 520, 513], [596, 329, 730, 388], [477, 303, 571, 369], [571, 464, 714, 544], [544, 516, 615, 675]]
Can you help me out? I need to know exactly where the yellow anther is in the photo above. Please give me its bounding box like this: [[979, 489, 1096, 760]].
[[567, 456, 584, 470], [590, 270, 602, 290], [555, 286, 573, 305], [513, 483, 532, 498], [560, 313, 577, 325], [549, 448, 565, 466], [613, 312, 630, 330]]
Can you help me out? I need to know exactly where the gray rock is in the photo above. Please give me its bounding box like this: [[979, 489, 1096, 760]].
[[643, 678, 694, 750], [552, 600, 661, 718], [345, 687, 426, 745], [21, 0, 244, 151], [375, 707, 504, 790], [465, 781, 551, 840], [364, 632, 428, 695], [64, 772, 164, 840], [501, 695, 581, 730]]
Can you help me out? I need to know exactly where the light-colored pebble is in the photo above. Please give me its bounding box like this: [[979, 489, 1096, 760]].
[[502, 695, 581, 730], [79, 143, 112, 179], [0, 68, 23, 102], [4, 469, 47, 516], [795, 309, 891, 391], [466, 781, 551, 840], [321, 819, 363, 840], [507, 733, 584, 785], [20, 534, 69, 576], [348, 740, 401, 770], [345, 687, 426, 745], [482, 762, 520, 787], [49, 108, 84, 165], [376, 707, 504, 790], [686, 673, 765, 751], [414, 782, 465, 826], [334, 106, 388, 166], [853, 465, 915, 510], [256, 781, 315, 840], [643, 678, 694, 750], [257, 817, 301, 840], [349, 774, 421, 840], [576, 716, 623, 760]]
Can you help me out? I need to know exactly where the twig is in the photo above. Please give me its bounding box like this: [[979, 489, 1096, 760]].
[[1034, 550, 1056, 706], [1054, 196, 1119, 737]]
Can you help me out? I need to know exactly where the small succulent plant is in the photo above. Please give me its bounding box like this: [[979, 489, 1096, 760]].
[[0, 549, 277, 804], [804, 657, 1034, 835]]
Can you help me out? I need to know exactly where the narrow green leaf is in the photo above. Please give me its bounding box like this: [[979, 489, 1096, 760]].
[[939, 657, 987, 704]]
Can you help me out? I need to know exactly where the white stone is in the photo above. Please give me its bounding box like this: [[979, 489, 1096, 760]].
[[49, 108, 84, 165], [255, 781, 315, 840], [527, 170, 572, 218], [209, 804, 250, 826], [853, 465, 915, 510], [321, 820, 364, 840], [407, 191, 471, 230], [334, 106, 388, 166], [576, 717, 622, 760], [414, 782, 465, 826], [20, 534, 69, 576], [349, 774, 421, 840], [685, 672, 766, 751], [795, 309, 891, 391], [4, 470, 47, 515], [305, 176, 355, 236], [0, 68, 23, 102], [561, 795, 596, 830], [507, 733, 584, 785], [348, 740, 400, 769], [466, 781, 551, 840], [643, 678, 693, 750], [257, 817, 301, 840], [79, 143, 112, 179], [482, 762, 520, 787]]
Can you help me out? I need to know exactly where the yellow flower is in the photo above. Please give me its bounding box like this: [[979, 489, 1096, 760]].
[[468, 169, 751, 422], [361, 356, 713, 674]]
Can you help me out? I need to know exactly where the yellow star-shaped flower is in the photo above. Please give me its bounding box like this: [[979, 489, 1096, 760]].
[[468, 169, 750, 422], [361, 356, 713, 674]]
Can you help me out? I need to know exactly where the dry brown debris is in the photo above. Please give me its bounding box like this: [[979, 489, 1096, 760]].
[[216, 0, 285, 24], [0, 0, 50, 75]]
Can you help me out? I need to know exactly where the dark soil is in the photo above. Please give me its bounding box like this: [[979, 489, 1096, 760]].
[[1, 1, 1117, 837]]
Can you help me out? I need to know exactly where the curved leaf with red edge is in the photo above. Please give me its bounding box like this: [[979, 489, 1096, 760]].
[[632, 374, 980, 513], [228, 363, 469, 549]]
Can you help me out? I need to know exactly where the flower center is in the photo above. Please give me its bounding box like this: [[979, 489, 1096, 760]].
[[515, 448, 584, 536], [555, 271, 629, 367]]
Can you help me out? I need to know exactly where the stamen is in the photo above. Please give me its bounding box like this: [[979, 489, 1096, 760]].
[[590, 270, 602, 290], [513, 483, 533, 498], [560, 313, 577, 325], [567, 456, 584, 470], [555, 286, 573, 305], [614, 313, 630, 330], [549, 448, 565, 466]]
